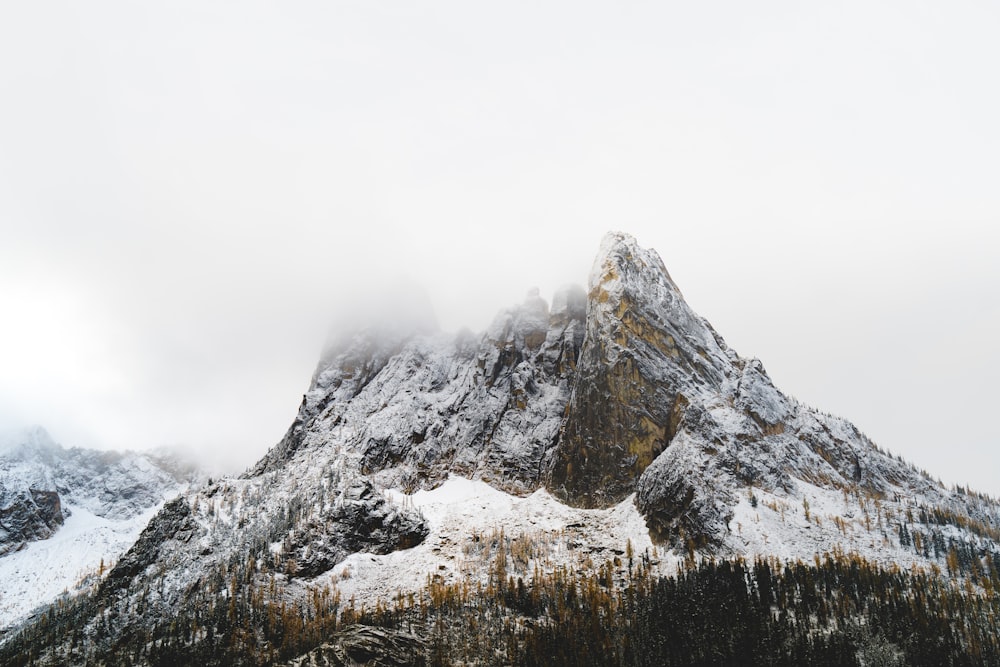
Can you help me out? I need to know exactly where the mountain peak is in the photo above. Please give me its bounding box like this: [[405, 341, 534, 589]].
[[10, 232, 1000, 665], [547, 234, 731, 507], [591, 231, 685, 301]]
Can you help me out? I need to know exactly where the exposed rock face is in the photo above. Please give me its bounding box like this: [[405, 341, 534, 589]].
[[29, 489, 63, 531], [547, 233, 733, 507], [0, 489, 64, 554], [287, 478, 429, 578], [102, 496, 197, 594], [256, 286, 586, 496]]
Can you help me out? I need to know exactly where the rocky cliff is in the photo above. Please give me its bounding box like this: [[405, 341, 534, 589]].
[[547, 233, 732, 507]]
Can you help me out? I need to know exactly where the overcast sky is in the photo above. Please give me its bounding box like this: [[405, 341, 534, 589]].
[[1, 2, 997, 492]]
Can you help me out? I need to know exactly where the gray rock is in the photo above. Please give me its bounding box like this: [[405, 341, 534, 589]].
[[0, 488, 63, 554], [287, 478, 428, 578], [102, 496, 198, 594], [285, 625, 426, 667], [547, 232, 732, 507]]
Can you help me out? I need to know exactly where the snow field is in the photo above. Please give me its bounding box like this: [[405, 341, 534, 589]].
[[0, 499, 172, 632], [298, 475, 663, 610]]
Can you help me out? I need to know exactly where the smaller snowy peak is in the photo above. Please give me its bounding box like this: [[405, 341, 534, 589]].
[[58, 448, 193, 519], [257, 282, 588, 488], [257, 284, 442, 476], [0, 429, 199, 556], [591, 231, 686, 302], [310, 281, 441, 407], [0, 429, 200, 631]]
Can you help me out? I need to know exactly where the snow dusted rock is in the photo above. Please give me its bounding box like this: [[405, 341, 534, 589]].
[[0, 488, 63, 552], [0, 428, 64, 552], [284, 625, 426, 667], [548, 232, 734, 507], [0, 427, 198, 632], [256, 284, 440, 475], [249, 231, 1000, 553], [258, 285, 586, 496], [101, 496, 197, 595], [285, 478, 428, 578]]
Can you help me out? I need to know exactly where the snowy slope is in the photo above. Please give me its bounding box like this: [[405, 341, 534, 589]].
[[326, 475, 665, 608], [0, 498, 177, 632]]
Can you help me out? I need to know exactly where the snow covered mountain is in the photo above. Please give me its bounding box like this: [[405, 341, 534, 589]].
[[0, 427, 198, 630], [3, 232, 998, 665], [256, 231, 999, 560]]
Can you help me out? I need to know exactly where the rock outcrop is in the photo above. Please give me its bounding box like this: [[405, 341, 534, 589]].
[[286, 478, 428, 578], [285, 625, 426, 667], [102, 496, 197, 594], [0, 488, 64, 554], [547, 233, 732, 507]]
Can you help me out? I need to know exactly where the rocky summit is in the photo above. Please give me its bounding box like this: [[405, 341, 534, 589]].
[[3, 232, 999, 666], [254, 231, 994, 551]]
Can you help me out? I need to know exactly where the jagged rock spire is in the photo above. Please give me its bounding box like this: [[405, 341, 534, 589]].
[[546, 232, 734, 507]]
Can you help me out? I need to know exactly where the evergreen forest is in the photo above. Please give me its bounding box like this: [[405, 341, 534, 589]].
[[2, 540, 998, 667]]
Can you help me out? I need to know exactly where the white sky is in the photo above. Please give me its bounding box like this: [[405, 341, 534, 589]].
[[0, 2, 997, 492]]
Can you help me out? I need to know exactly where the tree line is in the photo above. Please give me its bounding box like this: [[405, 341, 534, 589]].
[[3, 535, 998, 666]]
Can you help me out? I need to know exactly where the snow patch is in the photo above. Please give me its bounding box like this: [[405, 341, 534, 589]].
[[310, 476, 660, 608]]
